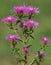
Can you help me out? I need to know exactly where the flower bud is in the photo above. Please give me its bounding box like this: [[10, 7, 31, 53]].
[[23, 46, 29, 54], [42, 37, 50, 45]]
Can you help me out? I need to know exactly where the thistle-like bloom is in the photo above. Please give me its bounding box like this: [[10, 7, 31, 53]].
[[26, 6, 34, 15], [23, 46, 29, 54], [13, 6, 39, 15], [38, 51, 46, 58], [5, 35, 20, 41], [5, 35, 20, 48], [26, 6, 39, 15], [2, 16, 17, 24], [13, 6, 26, 15], [42, 37, 50, 45], [23, 20, 39, 28], [33, 8, 39, 14]]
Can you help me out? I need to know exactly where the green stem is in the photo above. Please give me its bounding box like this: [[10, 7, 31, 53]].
[[29, 59, 35, 65], [35, 59, 40, 65]]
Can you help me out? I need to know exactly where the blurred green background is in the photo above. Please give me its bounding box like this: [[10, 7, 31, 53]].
[[0, 0, 51, 65]]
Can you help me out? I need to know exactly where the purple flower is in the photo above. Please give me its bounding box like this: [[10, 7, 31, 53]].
[[5, 35, 20, 41], [13, 6, 39, 15], [38, 51, 46, 58], [26, 6, 34, 15], [23, 20, 39, 28], [33, 8, 39, 15], [42, 37, 50, 45], [23, 46, 29, 54], [2, 16, 17, 24], [13, 6, 26, 15], [26, 6, 39, 15]]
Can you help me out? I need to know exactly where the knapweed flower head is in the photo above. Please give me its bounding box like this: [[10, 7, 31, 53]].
[[2, 16, 17, 24], [13, 6, 39, 16], [26, 6, 39, 15], [5, 35, 20, 41], [23, 20, 39, 28], [23, 46, 29, 54], [42, 37, 50, 45], [33, 7, 39, 15], [26, 6, 34, 15], [13, 6, 26, 15], [38, 51, 46, 58]]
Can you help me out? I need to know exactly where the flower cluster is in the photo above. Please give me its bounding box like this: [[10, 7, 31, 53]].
[[13, 6, 39, 15], [2, 5, 50, 65]]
